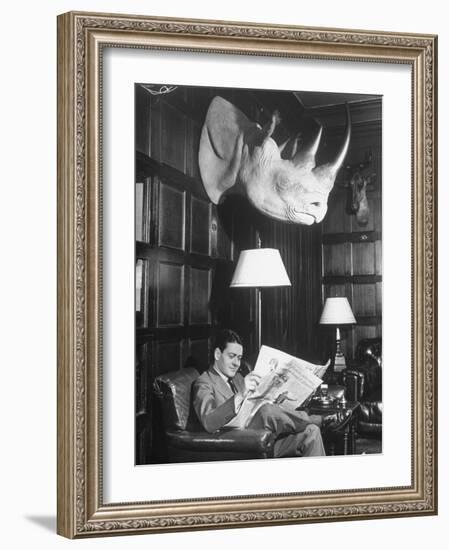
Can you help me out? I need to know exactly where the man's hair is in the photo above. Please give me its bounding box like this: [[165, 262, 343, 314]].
[[213, 328, 242, 353]]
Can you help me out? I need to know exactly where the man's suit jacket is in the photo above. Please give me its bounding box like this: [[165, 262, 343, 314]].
[[192, 367, 245, 433]]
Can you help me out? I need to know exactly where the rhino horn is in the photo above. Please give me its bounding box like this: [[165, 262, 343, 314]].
[[312, 103, 351, 189], [291, 124, 322, 169], [327, 103, 352, 176]]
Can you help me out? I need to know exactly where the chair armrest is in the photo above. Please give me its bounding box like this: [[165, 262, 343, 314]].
[[341, 369, 365, 401], [166, 428, 276, 455]]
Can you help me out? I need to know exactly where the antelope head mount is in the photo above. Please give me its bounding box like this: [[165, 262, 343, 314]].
[[345, 152, 376, 227]]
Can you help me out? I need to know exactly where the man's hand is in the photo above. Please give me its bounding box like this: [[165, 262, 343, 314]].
[[243, 372, 261, 397]]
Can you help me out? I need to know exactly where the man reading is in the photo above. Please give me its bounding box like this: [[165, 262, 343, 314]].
[[193, 329, 341, 458]]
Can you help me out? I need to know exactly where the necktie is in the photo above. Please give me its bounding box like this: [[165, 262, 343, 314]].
[[227, 377, 237, 394]]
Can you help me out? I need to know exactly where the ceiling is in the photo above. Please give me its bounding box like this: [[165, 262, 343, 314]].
[[294, 90, 380, 109]]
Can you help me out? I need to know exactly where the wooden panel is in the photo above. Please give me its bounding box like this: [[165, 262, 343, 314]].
[[135, 85, 151, 155], [161, 102, 186, 172], [352, 283, 377, 317], [354, 324, 378, 344], [186, 120, 201, 179], [373, 196, 382, 232], [190, 196, 211, 255], [189, 267, 211, 325], [155, 339, 183, 374], [375, 239, 382, 275], [136, 343, 150, 413], [149, 95, 161, 161], [136, 182, 144, 242], [157, 262, 184, 327], [323, 283, 347, 299], [135, 341, 151, 464], [376, 282, 382, 314], [352, 242, 375, 275], [136, 178, 151, 243], [322, 243, 351, 276], [215, 208, 233, 261], [136, 259, 149, 328], [158, 182, 185, 250], [187, 338, 210, 372], [323, 191, 349, 234]]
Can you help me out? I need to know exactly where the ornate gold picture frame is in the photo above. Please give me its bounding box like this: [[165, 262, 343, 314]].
[[57, 11, 437, 538]]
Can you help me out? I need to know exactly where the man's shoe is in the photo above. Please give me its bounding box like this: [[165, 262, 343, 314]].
[[322, 409, 353, 433]]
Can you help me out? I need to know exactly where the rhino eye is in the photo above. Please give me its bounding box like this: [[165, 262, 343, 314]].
[[275, 176, 292, 191]]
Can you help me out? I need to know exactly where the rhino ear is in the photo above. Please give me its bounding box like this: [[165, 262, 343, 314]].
[[199, 96, 252, 204]]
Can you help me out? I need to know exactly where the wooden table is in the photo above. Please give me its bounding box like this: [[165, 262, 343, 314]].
[[301, 401, 360, 456]]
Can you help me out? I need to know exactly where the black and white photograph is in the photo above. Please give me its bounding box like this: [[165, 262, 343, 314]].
[[134, 83, 382, 466]]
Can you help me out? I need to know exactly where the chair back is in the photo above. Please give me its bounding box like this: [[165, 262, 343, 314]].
[[356, 337, 382, 366], [153, 368, 199, 431]]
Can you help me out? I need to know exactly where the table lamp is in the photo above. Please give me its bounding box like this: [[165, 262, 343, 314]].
[[230, 248, 291, 350], [319, 297, 356, 373]]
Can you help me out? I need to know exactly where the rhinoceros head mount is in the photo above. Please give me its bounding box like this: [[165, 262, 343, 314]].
[[198, 96, 351, 225]]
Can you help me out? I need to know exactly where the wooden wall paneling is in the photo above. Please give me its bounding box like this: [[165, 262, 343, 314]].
[[186, 119, 201, 179], [352, 242, 375, 275], [136, 181, 144, 242], [260, 219, 322, 360], [189, 267, 212, 325], [352, 283, 377, 317], [354, 324, 378, 343], [190, 195, 211, 256], [136, 258, 150, 329], [149, 94, 161, 162], [135, 85, 151, 155], [161, 101, 186, 172], [215, 205, 233, 261], [135, 341, 152, 464], [323, 190, 349, 234], [136, 177, 151, 243], [187, 337, 211, 372], [155, 338, 184, 375], [157, 261, 185, 327], [376, 282, 382, 316], [322, 242, 351, 276], [372, 196, 382, 232], [375, 239, 382, 275], [323, 283, 347, 299], [158, 181, 186, 250]]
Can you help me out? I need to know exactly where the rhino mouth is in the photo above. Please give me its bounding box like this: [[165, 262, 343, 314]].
[[286, 205, 316, 225]]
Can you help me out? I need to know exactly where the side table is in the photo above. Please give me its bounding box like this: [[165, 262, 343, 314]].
[[302, 401, 360, 455]]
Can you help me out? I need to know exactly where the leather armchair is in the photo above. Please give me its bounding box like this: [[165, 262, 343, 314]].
[[153, 367, 276, 463], [342, 337, 382, 437]]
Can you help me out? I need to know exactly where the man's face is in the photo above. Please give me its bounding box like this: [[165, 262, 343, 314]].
[[214, 342, 243, 379]]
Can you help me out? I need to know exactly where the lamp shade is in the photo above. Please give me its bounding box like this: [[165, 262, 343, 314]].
[[319, 297, 356, 325], [230, 248, 291, 288]]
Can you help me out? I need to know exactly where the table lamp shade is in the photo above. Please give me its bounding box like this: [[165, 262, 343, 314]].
[[230, 248, 291, 288], [319, 297, 356, 325]]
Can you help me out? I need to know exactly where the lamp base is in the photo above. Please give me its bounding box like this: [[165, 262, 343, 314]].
[[334, 353, 347, 373]]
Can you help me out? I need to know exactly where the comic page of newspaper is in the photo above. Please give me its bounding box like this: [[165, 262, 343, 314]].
[[225, 345, 329, 429]]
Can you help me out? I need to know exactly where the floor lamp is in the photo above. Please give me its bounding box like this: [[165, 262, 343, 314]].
[[230, 248, 291, 350]]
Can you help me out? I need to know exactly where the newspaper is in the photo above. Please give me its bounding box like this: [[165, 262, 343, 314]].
[[225, 345, 329, 429]]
